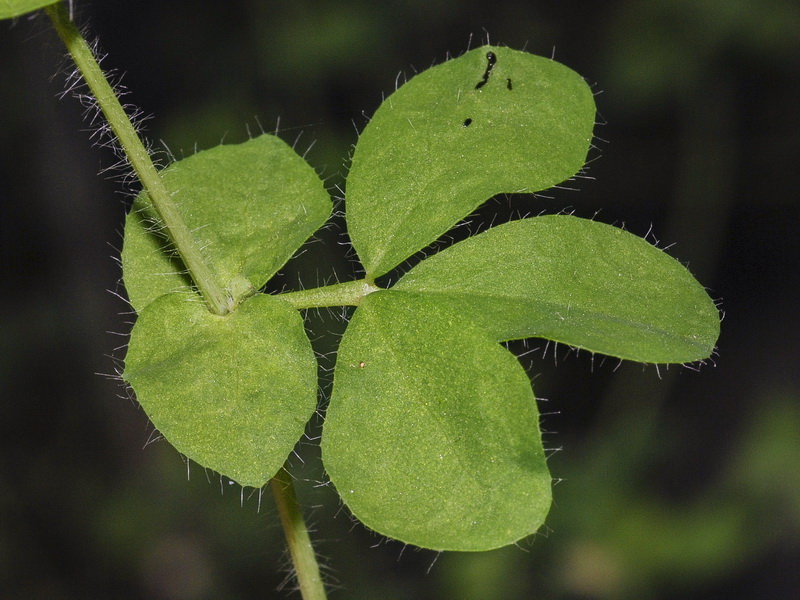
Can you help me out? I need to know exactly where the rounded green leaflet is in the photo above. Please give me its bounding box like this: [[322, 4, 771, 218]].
[[122, 134, 332, 313], [323, 291, 551, 551], [394, 215, 720, 363], [0, 0, 59, 19], [123, 292, 317, 488], [346, 45, 596, 278]]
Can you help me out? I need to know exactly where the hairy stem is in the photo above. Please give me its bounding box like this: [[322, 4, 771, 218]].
[[280, 278, 382, 310], [46, 6, 328, 595], [45, 1, 230, 315], [270, 468, 327, 600]]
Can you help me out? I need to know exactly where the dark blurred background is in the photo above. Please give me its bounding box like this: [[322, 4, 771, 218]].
[[1, 1, 799, 598]]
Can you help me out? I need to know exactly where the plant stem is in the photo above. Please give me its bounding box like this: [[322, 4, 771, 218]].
[[270, 467, 327, 600], [280, 278, 381, 310], [45, 1, 231, 316]]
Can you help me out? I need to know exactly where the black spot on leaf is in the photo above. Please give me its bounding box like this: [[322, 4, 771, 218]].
[[475, 51, 497, 89]]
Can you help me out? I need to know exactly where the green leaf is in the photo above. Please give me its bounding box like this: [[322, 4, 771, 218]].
[[122, 134, 331, 312], [0, 0, 58, 19], [323, 291, 551, 551], [123, 293, 317, 488], [394, 215, 720, 363], [346, 45, 596, 278]]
